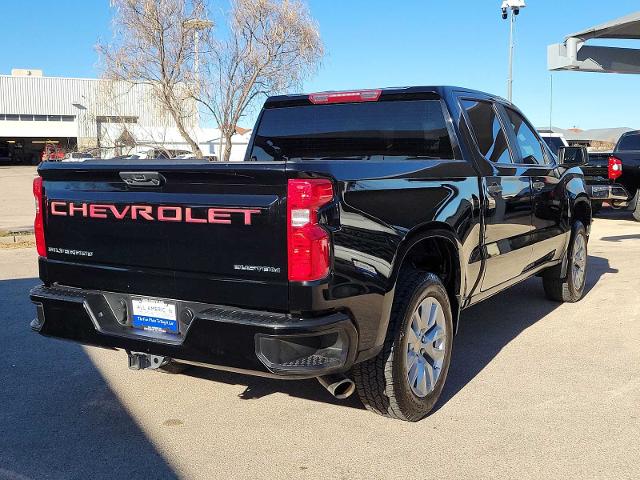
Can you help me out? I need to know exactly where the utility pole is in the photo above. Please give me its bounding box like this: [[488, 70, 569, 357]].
[[549, 74, 553, 130], [501, 1, 526, 102]]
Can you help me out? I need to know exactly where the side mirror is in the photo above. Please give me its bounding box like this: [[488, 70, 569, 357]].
[[558, 146, 588, 167]]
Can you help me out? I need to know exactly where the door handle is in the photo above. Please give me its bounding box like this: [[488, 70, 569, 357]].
[[487, 183, 503, 195], [532, 181, 545, 191]]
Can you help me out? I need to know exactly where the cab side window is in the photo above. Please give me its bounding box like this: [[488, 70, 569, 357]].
[[461, 99, 512, 164], [504, 108, 547, 165]]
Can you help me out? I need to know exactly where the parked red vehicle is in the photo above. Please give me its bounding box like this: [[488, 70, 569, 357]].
[[41, 144, 65, 162]]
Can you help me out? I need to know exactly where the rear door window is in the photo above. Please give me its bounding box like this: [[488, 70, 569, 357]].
[[249, 99, 454, 161], [504, 108, 547, 165], [461, 99, 512, 164]]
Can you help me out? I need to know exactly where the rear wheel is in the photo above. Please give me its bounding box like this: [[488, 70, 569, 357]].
[[352, 271, 453, 422], [632, 192, 640, 222], [543, 221, 588, 303]]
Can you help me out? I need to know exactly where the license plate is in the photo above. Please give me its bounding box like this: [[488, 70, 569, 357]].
[[131, 297, 178, 334]]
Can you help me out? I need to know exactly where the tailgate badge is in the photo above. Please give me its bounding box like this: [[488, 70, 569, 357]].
[[234, 265, 281, 274]]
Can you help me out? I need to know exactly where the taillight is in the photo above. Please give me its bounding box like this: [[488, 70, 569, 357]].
[[287, 179, 334, 282], [608, 156, 622, 181], [33, 177, 46, 257], [309, 89, 382, 105]]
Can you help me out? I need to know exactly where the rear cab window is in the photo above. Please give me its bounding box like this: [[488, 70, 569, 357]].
[[617, 133, 640, 151], [249, 98, 455, 161]]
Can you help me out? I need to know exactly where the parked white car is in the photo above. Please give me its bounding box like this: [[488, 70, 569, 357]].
[[61, 152, 95, 163]]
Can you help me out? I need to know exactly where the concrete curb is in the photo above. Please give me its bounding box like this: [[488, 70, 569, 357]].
[[0, 230, 35, 245], [0, 226, 34, 236]]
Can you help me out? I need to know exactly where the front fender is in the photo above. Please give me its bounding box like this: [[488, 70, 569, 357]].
[[560, 167, 591, 224], [558, 167, 591, 276]]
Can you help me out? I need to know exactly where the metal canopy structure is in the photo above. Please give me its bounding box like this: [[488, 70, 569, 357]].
[[548, 11, 640, 74]]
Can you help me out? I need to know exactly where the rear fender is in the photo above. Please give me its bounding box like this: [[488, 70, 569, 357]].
[[383, 225, 464, 335]]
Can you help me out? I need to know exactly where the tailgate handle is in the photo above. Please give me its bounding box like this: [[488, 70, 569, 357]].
[[120, 171, 165, 187]]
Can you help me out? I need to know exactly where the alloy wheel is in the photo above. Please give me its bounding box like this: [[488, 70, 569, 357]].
[[572, 233, 587, 290], [405, 297, 447, 398]]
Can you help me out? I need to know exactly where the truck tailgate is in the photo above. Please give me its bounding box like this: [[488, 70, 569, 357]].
[[582, 152, 609, 182], [39, 161, 288, 310]]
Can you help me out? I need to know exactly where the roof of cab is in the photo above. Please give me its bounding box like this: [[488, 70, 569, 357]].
[[264, 86, 509, 108]]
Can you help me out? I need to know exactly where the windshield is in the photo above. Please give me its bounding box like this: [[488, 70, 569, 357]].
[[617, 133, 640, 151], [542, 136, 565, 155], [249, 100, 454, 161]]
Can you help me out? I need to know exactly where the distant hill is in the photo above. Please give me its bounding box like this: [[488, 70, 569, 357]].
[[538, 126, 636, 144]]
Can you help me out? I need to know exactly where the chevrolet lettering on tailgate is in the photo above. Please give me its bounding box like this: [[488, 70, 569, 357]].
[[49, 201, 261, 225]]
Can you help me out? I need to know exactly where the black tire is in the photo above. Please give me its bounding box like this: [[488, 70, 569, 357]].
[[542, 221, 588, 303], [352, 271, 454, 422], [591, 201, 603, 216], [632, 192, 640, 222]]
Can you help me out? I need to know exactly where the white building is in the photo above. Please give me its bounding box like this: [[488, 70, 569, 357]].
[[0, 69, 250, 163]]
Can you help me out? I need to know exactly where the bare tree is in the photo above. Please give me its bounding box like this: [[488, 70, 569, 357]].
[[199, 0, 323, 161], [98, 0, 213, 158]]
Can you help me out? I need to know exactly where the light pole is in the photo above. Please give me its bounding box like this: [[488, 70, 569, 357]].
[[184, 18, 213, 81], [501, 0, 526, 102], [184, 18, 213, 156]]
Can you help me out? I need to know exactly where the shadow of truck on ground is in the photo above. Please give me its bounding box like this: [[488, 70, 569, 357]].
[[188, 254, 616, 414], [0, 277, 179, 480], [438, 254, 617, 411]]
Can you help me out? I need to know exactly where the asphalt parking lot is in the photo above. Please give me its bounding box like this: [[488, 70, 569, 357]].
[[0, 166, 37, 232], [1, 210, 639, 480]]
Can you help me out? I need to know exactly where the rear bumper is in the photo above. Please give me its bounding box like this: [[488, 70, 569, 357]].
[[30, 285, 358, 379], [588, 184, 630, 202]]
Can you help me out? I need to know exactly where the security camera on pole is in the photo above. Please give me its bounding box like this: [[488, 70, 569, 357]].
[[501, 0, 526, 102]]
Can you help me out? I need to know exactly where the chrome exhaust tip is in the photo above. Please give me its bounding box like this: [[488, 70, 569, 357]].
[[317, 374, 356, 399]]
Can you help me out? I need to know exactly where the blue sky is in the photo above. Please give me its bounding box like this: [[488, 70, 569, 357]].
[[1, 0, 639, 130]]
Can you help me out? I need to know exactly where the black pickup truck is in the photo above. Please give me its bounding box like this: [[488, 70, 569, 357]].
[[30, 86, 592, 421], [583, 130, 640, 220]]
